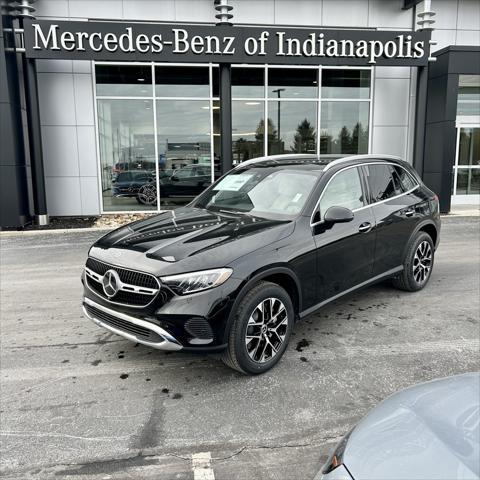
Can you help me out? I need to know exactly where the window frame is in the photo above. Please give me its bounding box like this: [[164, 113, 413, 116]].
[[318, 166, 366, 220], [361, 163, 420, 205], [310, 162, 420, 227], [93, 61, 373, 215]]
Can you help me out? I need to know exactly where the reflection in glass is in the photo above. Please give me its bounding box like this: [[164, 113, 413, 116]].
[[455, 127, 480, 196], [458, 128, 480, 166], [268, 68, 318, 98], [232, 68, 264, 98], [97, 99, 157, 211], [322, 69, 371, 99], [155, 66, 209, 97], [320, 102, 369, 157], [156, 100, 213, 208], [456, 169, 480, 195], [457, 75, 480, 116], [232, 101, 265, 164], [96, 65, 152, 97], [267, 101, 317, 155], [212, 67, 264, 98]]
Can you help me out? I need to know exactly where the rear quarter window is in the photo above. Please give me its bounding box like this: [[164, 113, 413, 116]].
[[364, 164, 398, 202], [394, 166, 418, 191]]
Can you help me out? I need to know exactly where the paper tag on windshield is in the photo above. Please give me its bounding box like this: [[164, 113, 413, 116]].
[[292, 193, 302, 202], [214, 174, 252, 191]]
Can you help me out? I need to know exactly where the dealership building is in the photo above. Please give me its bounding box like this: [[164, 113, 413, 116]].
[[1, 0, 479, 228]]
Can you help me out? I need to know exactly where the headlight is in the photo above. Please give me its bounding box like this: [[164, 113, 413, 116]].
[[160, 268, 233, 295], [322, 429, 354, 474]]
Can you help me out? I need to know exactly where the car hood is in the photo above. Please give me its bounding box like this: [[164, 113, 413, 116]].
[[343, 372, 480, 480], [90, 207, 294, 276]]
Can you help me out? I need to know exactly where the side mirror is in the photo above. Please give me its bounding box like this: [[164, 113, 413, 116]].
[[170, 175, 179, 182], [324, 206, 354, 224]]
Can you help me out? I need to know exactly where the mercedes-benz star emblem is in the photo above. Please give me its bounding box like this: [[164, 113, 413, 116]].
[[102, 269, 121, 298]]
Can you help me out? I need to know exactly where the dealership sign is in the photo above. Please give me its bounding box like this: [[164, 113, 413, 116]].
[[23, 20, 433, 66]]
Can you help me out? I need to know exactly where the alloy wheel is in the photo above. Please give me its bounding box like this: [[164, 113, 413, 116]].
[[245, 297, 288, 363], [413, 240, 432, 284], [137, 184, 157, 205]]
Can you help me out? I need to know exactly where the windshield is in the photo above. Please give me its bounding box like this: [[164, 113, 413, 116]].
[[193, 167, 320, 219]]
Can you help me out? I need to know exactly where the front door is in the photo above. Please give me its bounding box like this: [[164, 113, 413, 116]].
[[312, 166, 376, 302], [452, 126, 480, 205]]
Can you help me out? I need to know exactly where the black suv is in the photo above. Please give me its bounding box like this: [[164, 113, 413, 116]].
[[82, 154, 440, 374]]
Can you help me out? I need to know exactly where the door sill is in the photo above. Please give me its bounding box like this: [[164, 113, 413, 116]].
[[299, 266, 403, 319]]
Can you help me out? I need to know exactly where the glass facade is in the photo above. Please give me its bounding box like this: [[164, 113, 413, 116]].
[[95, 64, 372, 212], [453, 75, 479, 199], [457, 75, 480, 117], [454, 127, 480, 196]]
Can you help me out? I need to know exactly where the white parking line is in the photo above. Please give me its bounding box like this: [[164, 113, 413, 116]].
[[192, 452, 215, 480]]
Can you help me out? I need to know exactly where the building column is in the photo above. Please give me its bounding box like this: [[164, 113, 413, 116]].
[[219, 63, 232, 174], [22, 53, 48, 224], [0, 13, 30, 228]]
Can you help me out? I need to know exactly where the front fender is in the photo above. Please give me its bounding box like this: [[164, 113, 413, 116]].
[[222, 265, 302, 344]]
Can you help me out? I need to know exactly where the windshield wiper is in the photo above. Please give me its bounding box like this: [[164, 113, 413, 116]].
[[218, 209, 251, 216]]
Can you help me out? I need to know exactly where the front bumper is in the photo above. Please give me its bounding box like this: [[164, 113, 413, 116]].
[[83, 297, 182, 351], [315, 465, 353, 480]]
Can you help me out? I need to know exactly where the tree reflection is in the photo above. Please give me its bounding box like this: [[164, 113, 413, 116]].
[[292, 119, 316, 153], [320, 122, 368, 155]]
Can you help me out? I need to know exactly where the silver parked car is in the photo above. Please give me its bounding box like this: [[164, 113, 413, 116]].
[[317, 373, 480, 480]]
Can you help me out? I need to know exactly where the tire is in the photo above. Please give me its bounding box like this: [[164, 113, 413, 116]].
[[392, 231, 435, 292], [221, 281, 294, 375], [136, 184, 157, 206]]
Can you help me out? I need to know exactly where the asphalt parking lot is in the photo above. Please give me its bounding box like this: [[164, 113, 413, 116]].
[[1, 216, 479, 480]]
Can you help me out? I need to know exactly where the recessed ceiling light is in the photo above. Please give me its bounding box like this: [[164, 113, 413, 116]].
[[245, 102, 260, 105], [137, 78, 145, 82]]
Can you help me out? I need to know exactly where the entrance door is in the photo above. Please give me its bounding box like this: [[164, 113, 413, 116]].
[[452, 126, 480, 204]]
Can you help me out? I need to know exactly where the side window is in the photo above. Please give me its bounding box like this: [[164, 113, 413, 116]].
[[394, 166, 417, 192], [175, 168, 190, 178], [364, 164, 397, 202], [320, 167, 365, 219]]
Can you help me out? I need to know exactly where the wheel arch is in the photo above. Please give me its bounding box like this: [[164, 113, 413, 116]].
[[222, 266, 302, 344], [402, 220, 439, 262]]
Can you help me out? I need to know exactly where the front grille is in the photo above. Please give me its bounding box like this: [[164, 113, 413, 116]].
[[85, 257, 159, 307], [86, 257, 158, 289], [84, 303, 163, 342]]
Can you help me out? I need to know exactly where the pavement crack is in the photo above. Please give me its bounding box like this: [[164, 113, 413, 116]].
[[209, 439, 339, 461]]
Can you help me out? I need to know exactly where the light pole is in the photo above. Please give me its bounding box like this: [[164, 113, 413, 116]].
[[272, 88, 285, 144]]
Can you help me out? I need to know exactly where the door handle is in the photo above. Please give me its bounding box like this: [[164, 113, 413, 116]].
[[404, 209, 415, 217], [358, 222, 372, 233]]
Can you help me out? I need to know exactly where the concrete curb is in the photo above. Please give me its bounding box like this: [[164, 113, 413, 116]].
[[0, 227, 113, 237], [1, 212, 477, 238]]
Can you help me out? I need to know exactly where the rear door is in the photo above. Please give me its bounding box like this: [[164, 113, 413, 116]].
[[362, 163, 421, 276], [312, 165, 376, 301]]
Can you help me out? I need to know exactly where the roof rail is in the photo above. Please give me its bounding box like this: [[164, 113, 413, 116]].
[[234, 153, 320, 168], [322, 154, 404, 172]]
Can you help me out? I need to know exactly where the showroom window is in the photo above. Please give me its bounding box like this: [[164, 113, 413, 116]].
[[95, 63, 372, 213], [95, 64, 216, 212]]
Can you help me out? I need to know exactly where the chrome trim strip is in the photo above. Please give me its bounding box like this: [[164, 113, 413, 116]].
[[83, 297, 182, 351], [299, 266, 403, 319], [310, 162, 420, 227]]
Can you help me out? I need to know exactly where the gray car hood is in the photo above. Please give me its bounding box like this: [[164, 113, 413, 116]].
[[344, 372, 480, 480]]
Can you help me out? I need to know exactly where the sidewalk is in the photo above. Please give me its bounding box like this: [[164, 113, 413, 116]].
[[445, 204, 480, 218]]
